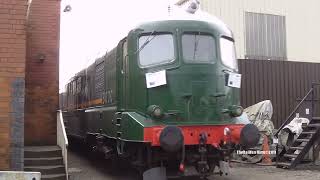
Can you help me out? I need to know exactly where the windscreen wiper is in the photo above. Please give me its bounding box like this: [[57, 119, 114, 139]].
[[135, 31, 157, 54], [193, 34, 199, 61]]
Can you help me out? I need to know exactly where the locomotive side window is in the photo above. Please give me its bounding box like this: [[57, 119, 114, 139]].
[[220, 37, 237, 70], [138, 34, 174, 67], [182, 33, 216, 63]]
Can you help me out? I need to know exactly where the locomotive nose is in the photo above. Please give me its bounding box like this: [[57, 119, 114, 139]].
[[240, 124, 260, 148], [159, 126, 184, 152]]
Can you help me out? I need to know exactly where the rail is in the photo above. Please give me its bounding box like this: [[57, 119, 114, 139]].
[[57, 110, 69, 180]]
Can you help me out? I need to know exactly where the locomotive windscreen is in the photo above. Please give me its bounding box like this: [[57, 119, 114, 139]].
[[138, 34, 174, 68], [182, 33, 217, 63]]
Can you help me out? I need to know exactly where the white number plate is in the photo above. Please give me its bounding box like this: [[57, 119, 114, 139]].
[[227, 72, 242, 88], [145, 70, 167, 88]]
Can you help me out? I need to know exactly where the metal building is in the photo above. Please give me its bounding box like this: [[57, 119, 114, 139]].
[[176, 0, 320, 62]]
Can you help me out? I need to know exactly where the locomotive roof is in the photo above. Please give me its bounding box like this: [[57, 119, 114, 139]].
[[66, 8, 233, 86], [132, 7, 233, 37]]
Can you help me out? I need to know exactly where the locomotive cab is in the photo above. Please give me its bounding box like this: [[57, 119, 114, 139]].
[[131, 21, 241, 123], [124, 19, 260, 177]]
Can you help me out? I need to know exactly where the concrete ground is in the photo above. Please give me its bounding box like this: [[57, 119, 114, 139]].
[[68, 148, 320, 180]]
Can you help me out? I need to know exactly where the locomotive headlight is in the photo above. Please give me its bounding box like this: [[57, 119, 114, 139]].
[[229, 105, 243, 117], [147, 105, 163, 118]]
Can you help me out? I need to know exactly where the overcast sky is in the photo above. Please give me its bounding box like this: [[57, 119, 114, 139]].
[[59, 0, 179, 91]]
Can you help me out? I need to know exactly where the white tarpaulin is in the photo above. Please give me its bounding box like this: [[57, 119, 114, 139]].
[[233, 100, 276, 163], [244, 100, 274, 136], [234, 112, 251, 124], [283, 117, 309, 135], [279, 117, 310, 151]]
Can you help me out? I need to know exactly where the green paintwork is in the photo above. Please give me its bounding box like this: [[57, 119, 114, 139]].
[[119, 112, 145, 141], [108, 20, 240, 141]]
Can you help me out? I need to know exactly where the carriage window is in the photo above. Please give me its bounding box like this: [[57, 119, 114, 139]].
[[220, 37, 237, 70], [138, 34, 174, 67], [182, 33, 216, 63]]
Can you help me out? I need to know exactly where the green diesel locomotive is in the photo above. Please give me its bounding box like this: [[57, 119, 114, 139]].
[[61, 8, 259, 179]]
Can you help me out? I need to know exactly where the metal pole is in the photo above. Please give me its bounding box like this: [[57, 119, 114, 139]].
[[276, 143, 279, 166], [312, 83, 314, 118], [311, 83, 316, 164]]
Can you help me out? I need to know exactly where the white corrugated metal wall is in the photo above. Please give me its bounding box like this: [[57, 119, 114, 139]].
[[177, 0, 320, 62]]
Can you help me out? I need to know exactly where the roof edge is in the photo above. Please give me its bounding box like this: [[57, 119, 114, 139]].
[[175, 0, 189, 6]]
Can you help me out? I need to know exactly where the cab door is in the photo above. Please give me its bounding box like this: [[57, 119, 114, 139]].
[[118, 39, 129, 110]]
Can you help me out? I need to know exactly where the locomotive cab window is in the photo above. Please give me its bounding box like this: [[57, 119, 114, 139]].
[[220, 37, 237, 70], [138, 34, 174, 68], [182, 33, 216, 63]]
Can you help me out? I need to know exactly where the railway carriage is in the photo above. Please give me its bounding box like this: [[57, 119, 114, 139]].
[[62, 4, 259, 179]]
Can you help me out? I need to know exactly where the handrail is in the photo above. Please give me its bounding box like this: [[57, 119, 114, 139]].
[[275, 83, 320, 166], [57, 110, 69, 180], [275, 83, 320, 137], [274, 88, 314, 137], [58, 110, 69, 146]]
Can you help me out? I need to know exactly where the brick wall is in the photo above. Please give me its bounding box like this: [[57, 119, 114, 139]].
[[0, 0, 60, 170], [0, 0, 28, 170], [25, 0, 60, 145]]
